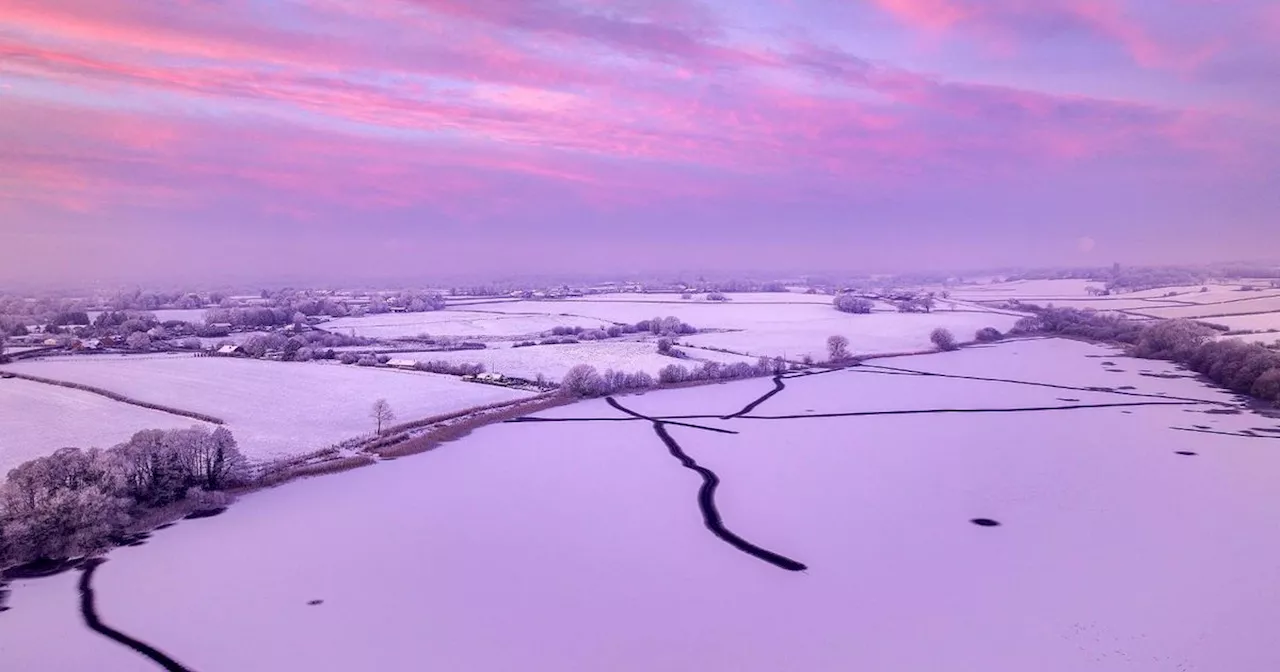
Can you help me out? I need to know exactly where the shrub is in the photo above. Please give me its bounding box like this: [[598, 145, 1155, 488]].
[[706, 292, 729, 302], [376, 354, 391, 364], [339, 352, 359, 365], [657, 338, 674, 354], [833, 295, 874, 314], [930, 328, 958, 351], [562, 365, 608, 397], [974, 327, 1003, 342], [658, 364, 690, 384], [827, 335, 851, 361]]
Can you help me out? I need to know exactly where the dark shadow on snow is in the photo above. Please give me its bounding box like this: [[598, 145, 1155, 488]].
[[78, 558, 194, 672], [606, 397, 807, 572]]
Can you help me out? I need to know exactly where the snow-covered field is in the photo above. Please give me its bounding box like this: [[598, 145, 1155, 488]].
[[565, 292, 835, 304], [394, 341, 753, 382], [1195, 312, 1280, 332], [0, 377, 213, 475], [321, 310, 612, 339], [7, 339, 1277, 671], [944, 279, 1103, 299], [1131, 296, 1280, 319], [467, 299, 1019, 360], [683, 311, 1020, 360], [1, 356, 532, 461]]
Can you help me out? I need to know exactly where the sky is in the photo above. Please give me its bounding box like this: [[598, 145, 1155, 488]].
[[1, 0, 1278, 284]]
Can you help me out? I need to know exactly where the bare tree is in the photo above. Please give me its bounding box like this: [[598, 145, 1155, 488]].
[[371, 399, 395, 435], [827, 335, 851, 362]]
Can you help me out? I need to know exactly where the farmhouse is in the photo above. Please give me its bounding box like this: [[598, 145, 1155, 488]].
[[387, 358, 418, 369], [216, 344, 245, 356]]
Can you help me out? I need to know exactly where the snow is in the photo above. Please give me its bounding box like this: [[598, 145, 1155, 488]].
[[1131, 296, 1280, 319], [1, 356, 533, 461], [469, 300, 1021, 360], [6, 339, 1278, 671], [682, 311, 1022, 360], [1196, 312, 1280, 332], [944, 279, 1102, 299], [320, 310, 612, 339], [392, 341, 753, 382], [566, 292, 835, 304], [0, 377, 213, 475]]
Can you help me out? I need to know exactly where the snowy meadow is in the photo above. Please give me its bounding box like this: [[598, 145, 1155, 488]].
[[3, 339, 1279, 671]]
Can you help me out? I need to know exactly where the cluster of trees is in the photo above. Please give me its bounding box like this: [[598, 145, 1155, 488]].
[[895, 297, 936, 313], [228, 330, 371, 360], [1011, 307, 1280, 405], [827, 335, 851, 361], [558, 357, 789, 397], [635, 316, 698, 335], [105, 290, 214, 311], [833, 295, 874, 314], [683, 280, 787, 293], [658, 358, 789, 385], [0, 427, 247, 568]]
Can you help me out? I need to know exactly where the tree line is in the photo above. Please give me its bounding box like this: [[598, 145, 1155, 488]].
[[1011, 307, 1280, 405], [0, 427, 249, 569]]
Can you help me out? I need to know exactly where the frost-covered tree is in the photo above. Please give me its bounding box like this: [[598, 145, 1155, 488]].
[[371, 399, 395, 434], [930, 328, 958, 351], [124, 331, 151, 350], [974, 327, 1003, 342], [827, 335, 851, 361], [175, 426, 248, 492], [833, 295, 874, 314], [562, 364, 607, 397], [657, 338, 674, 354]]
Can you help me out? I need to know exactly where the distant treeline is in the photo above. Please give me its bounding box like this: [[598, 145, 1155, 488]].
[[1011, 307, 1280, 405]]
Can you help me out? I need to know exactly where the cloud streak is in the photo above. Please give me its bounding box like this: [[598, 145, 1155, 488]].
[[0, 0, 1275, 281]]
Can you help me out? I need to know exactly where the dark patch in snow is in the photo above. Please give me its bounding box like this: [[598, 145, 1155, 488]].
[[1116, 386, 1137, 391], [1101, 361, 1117, 366], [606, 397, 807, 573], [1139, 371, 1192, 380], [970, 518, 1001, 527], [1204, 408, 1242, 415], [1057, 398, 1080, 402], [721, 375, 786, 419], [78, 558, 194, 671], [1194, 425, 1212, 430], [153, 523, 175, 531], [1175, 451, 1198, 456], [307, 599, 324, 606], [1171, 427, 1280, 440], [184, 507, 227, 520], [1253, 427, 1280, 434], [2, 557, 81, 580], [1122, 411, 1133, 414], [1105, 368, 1125, 373], [0, 580, 9, 613]]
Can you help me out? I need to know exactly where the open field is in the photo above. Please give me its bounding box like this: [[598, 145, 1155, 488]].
[[5, 339, 1276, 671], [321, 310, 612, 339], [463, 298, 1019, 361], [1199, 313, 1280, 333], [0, 377, 213, 475], [682, 311, 1021, 360], [1129, 295, 1280, 319], [394, 341, 754, 382], [1, 356, 532, 461]]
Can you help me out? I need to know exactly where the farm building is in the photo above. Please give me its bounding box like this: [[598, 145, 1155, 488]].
[[216, 344, 245, 356], [387, 359, 418, 369]]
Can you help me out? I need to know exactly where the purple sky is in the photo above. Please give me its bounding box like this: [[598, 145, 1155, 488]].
[[1, 0, 1278, 283]]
